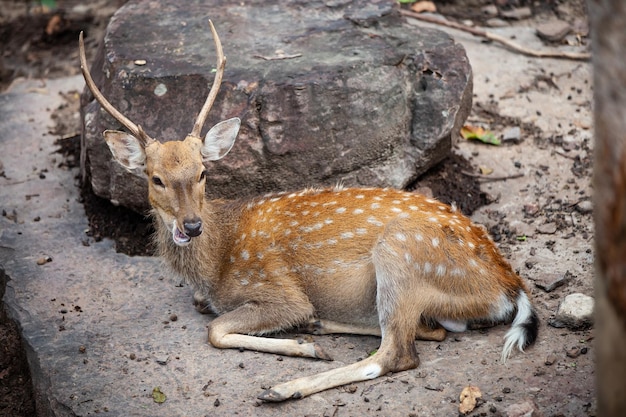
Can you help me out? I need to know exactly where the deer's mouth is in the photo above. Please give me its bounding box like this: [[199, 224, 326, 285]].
[[172, 221, 191, 246]]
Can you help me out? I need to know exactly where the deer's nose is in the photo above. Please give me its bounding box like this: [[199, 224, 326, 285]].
[[183, 219, 203, 237]]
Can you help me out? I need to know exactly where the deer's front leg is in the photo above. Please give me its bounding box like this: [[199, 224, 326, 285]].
[[207, 302, 332, 360]]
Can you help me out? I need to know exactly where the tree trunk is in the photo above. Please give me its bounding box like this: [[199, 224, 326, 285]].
[[589, 1, 626, 415]]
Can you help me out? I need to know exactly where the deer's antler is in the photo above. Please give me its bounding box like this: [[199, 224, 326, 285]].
[[190, 20, 226, 139], [79, 31, 154, 146]]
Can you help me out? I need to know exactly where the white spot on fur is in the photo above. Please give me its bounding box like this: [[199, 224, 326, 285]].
[[256, 252, 264, 260], [392, 200, 401, 204], [409, 205, 418, 211], [468, 242, 476, 249], [398, 212, 410, 219], [469, 259, 478, 268], [432, 238, 440, 247], [451, 268, 464, 277], [240, 279, 249, 286], [356, 194, 365, 199], [391, 207, 403, 213], [341, 232, 354, 239], [241, 250, 250, 260], [424, 262, 432, 273], [353, 208, 364, 215], [415, 233, 424, 242], [404, 252, 412, 263], [371, 203, 381, 209], [436, 264, 446, 276], [327, 238, 338, 245], [356, 228, 368, 235], [395, 232, 407, 242], [302, 210, 310, 216], [429, 217, 439, 223], [229, 255, 235, 263], [324, 218, 334, 225], [367, 217, 383, 227], [336, 207, 346, 214]]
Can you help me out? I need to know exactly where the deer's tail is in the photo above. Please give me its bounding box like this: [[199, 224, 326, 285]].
[[501, 290, 539, 362]]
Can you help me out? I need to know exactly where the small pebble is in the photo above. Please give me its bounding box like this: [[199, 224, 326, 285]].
[[36, 256, 52, 265], [566, 347, 581, 358], [575, 200, 593, 214], [169, 314, 178, 322]]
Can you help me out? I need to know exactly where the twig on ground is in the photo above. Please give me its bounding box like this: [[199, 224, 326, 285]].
[[461, 171, 525, 182], [254, 53, 302, 61], [554, 150, 578, 160], [400, 10, 591, 61]]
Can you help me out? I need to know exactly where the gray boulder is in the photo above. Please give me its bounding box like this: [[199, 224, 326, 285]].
[[81, 0, 473, 212]]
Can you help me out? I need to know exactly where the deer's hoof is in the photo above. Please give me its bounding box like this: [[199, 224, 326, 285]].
[[314, 343, 333, 361], [257, 389, 302, 402]]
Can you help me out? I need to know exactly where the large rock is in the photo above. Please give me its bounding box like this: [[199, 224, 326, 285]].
[[81, 0, 472, 212]]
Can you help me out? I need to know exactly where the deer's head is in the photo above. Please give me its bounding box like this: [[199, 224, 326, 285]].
[[80, 21, 240, 247]]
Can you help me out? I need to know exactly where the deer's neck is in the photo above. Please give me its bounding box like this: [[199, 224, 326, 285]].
[[153, 199, 239, 294]]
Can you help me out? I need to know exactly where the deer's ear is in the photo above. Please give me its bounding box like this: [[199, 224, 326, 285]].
[[201, 117, 241, 162], [103, 130, 147, 171]]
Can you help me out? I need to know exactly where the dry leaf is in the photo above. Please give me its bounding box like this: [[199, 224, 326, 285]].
[[459, 385, 482, 414], [410, 1, 437, 14], [479, 166, 494, 175]]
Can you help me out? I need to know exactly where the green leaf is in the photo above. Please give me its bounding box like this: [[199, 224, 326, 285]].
[[397, 0, 417, 4], [40, 0, 57, 8], [461, 125, 501, 146], [152, 387, 167, 404]]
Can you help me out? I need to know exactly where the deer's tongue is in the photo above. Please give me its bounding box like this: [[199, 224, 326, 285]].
[[172, 223, 191, 246]]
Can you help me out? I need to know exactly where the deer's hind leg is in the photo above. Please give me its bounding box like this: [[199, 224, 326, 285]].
[[258, 292, 425, 401], [258, 233, 430, 402]]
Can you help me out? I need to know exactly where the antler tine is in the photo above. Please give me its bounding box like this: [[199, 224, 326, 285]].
[[79, 31, 154, 146], [190, 20, 226, 139]]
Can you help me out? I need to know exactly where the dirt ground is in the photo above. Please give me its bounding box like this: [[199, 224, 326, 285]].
[[0, 0, 594, 416]]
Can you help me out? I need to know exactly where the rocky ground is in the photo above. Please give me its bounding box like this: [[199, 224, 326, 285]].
[[0, 0, 595, 416]]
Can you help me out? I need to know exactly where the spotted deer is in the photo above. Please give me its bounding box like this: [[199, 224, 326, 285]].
[[79, 21, 538, 402]]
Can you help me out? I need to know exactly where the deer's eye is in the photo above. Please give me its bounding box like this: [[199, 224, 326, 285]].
[[152, 176, 164, 187], [199, 170, 208, 182]]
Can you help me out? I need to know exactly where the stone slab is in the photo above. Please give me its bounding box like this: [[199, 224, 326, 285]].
[[82, 0, 472, 212]]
